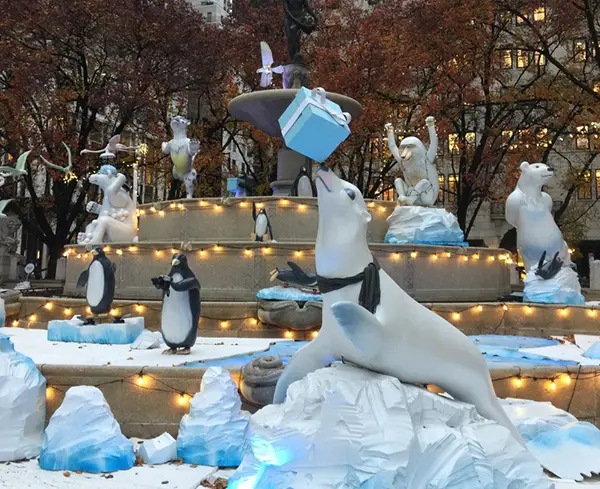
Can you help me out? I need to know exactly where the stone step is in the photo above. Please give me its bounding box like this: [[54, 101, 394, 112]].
[[63, 241, 511, 302]]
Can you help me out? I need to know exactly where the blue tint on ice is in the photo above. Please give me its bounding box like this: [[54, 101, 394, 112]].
[[47, 317, 144, 344], [257, 286, 321, 301]]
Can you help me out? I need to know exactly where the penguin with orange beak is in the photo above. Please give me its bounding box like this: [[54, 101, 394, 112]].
[[151, 253, 200, 355]]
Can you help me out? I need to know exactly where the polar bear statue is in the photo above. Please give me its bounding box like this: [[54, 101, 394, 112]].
[[77, 165, 137, 246], [385, 116, 438, 206], [162, 116, 200, 199], [505, 161, 571, 271]]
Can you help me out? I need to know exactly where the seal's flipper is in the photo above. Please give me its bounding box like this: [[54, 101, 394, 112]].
[[76, 269, 89, 289], [331, 301, 384, 359]]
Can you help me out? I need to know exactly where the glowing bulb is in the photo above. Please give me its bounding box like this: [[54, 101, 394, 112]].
[[220, 321, 229, 329], [128, 246, 138, 252], [284, 330, 294, 339], [255, 203, 264, 209], [244, 249, 253, 257], [110, 308, 119, 316], [135, 304, 145, 313], [525, 306, 533, 315], [488, 256, 495, 262], [158, 210, 165, 217], [294, 250, 303, 258], [560, 309, 568, 317], [378, 206, 386, 213], [170, 248, 178, 255], [249, 318, 258, 326], [462, 255, 469, 262], [139, 209, 146, 216], [86, 306, 92, 314], [177, 394, 189, 406], [214, 245, 222, 252], [432, 254, 438, 261], [514, 377, 523, 388], [312, 331, 319, 338], [239, 202, 248, 208], [29, 314, 37, 322], [177, 203, 185, 210], [154, 250, 162, 257], [280, 199, 290, 206], [103, 246, 111, 252], [367, 202, 375, 208], [549, 381, 557, 392], [44, 302, 54, 310], [476, 305, 483, 313], [199, 200, 208, 207], [262, 247, 271, 255], [568, 248, 574, 254], [116, 249, 123, 256], [452, 312, 461, 321], [77, 253, 82, 259], [150, 206, 157, 213], [472, 253, 480, 260], [588, 309, 597, 318], [214, 205, 222, 212], [502, 304, 509, 311], [64, 308, 72, 316], [198, 249, 207, 258], [410, 251, 418, 258], [11, 320, 18, 327], [137, 375, 145, 387], [46, 386, 54, 400], [392, 253, 401, 261], [445, 252, 452, 258], [562, 374, 571, 385], [298, 204, 307, 211], [170, 202, 177, 208]]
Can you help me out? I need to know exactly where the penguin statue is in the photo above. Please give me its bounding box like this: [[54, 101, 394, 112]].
[[76, 246, 116, 320], [151, 253, 200, 355], [252, 202, 274, 242], [270, 261, 318, 291], [290, 167, 317, 197]]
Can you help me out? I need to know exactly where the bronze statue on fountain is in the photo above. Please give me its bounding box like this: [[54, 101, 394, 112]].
[[282, 0, 317, 88]]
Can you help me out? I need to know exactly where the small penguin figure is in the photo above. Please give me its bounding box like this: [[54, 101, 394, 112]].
[[76, 246, 116, 317], [291, 167, 317, 197], [269, 261, 318, 290], [252, 202, 274, 242], [151, 253, 200, 355]]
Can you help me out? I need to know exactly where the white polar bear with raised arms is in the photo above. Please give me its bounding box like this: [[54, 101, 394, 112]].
[[385, 116, 438, 206], [505, 161, 571, 271]]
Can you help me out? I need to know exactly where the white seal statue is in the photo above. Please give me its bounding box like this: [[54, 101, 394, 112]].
[[77, 165, 137, 246], [273, 164, 524, 445], [162, 116, 200, 199], [385, 116, 438, 206]]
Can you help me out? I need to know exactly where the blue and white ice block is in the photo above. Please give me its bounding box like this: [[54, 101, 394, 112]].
[[47, 317, 144, 344], [523, 267, 584, 306], [177, 367, 250, 466], [257, 286, 322, 302], [39, 386, 135, 472], [0, 332, 46, 461], [279, 87, 351, 163], [0, 297, 5, 328]]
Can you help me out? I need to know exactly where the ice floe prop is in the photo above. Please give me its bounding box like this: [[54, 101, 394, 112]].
[[0, 332, 46, 462], [39, 386, 135, 472], [130, 329, 163, 350], [257, 286, 321, 302], [584, 341, 600, 359], [279, 87, 351, 162], [177, 367, 250, 466], [523, 260, 584, 306], [502, 397, 600, 481], [138, 433, 177, 465], [47, 316, 144, 344], [229, 364, 551, 489], [0, 296, 4, 327], [384, 206, 467, 245]]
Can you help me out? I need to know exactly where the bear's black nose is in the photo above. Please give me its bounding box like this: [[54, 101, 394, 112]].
[[547, 167, 554, 172]]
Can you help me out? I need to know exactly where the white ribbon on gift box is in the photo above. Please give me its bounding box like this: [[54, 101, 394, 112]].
[[281, 87, 352, 137]]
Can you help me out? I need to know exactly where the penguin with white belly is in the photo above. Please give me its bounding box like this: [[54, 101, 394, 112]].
[[291, 167, 317, 197], [76, 246, 115, 318], [252, 202, 274, 242], [151, 253, 200, 355]]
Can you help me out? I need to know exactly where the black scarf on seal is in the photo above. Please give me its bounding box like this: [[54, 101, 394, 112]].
[[316, 256, 381, 313]]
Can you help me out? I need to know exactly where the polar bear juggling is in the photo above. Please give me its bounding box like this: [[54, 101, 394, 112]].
[[385, 116, 438, 206]]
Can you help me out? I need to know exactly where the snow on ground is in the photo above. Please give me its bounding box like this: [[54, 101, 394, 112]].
[[1, 328, 289, 367]]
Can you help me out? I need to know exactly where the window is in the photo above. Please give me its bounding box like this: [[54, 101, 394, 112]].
[[144, 170, 152, 185], [533, 7, 545, 22], [578, 170, 592, 200], [448, 175, 459, 203], [595, 170, 600, 198], [206, 11, 212, 22], [576, 126, 590, 150], [593, 81, 600, 94], [448, 134, 460, 153], [516, 50, 529, 68], [438, 175, 445, 203], [502, 50, 513, 68], [515, 13, 528, 24], [533, 51, 546, 65], [465, 132, 476, 148], [574, 40, 587, 62], [382, 187, 394, 201]]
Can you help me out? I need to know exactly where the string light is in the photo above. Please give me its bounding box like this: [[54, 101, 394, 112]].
[[513, 377, 523, 388], [116, 249, 123, 256], [392, 253, 401, 261], [311, 331, 319, 338], [488, 256, 495, 262], [177, 393, 189, 406], [445, 252, 452, 258], [64, 308, 72, 317], [199, 200, 208, 207], [244, 249, 253, 257], [588, 309, 598, 318], [11, 320, 18, 327], [110, 308, 119, 316], [549, 380, 557, 392], [476, 305, 483, 313], [298, 204, 307, 211], [284, 330, 294, 339], [410, 251, 418, 258], [503, 304, 509, 311], [239, 202, 248, 208], [128, 246, 138, 252], [29, 314, 37, 322], [158, 210, 165, 217], [220, 321, 229, 329], [560, 308, 568, 317], [472, 253, 480, 260], [136, 375, 146, 387], [44, 302, 53, 310], [294, 250, 303, 258], [561, 374, 572, 385], [135, 304, 145, 313], [525, 306, 533, 315], [86, 307, 92, 314], [198, 249, 207, 258], [214, 245, 222, 252], [46, 386, 55, 400], [103, 246, 111, 252], [249, 318, 258, 326], [462, 255, 469, 262], [452, 312, 461, 321], [214, 205, 222, 212], [280, 199, 290, 206], [262, 247, 271, 255], [432, 254, 439, 261]]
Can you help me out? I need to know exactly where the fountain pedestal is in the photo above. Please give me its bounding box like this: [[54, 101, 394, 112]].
[[228, 89, 361, 196]]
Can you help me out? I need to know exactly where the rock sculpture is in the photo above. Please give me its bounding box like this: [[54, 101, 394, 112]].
[[162, 116, 200, 199], [77, 165, 138, 246]]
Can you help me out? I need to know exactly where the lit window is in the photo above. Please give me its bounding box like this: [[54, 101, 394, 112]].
[[438, 175, 445, 203], [533, 7, 545, 22], [465, 132, 476, 147], [578, 170, 592, 200], [145, 170, 152, 185], [515, 13, 528, 24], [502, 50, 513, 68], [448, 175, 459, 203], [576, 126, 590, 150], [574, 40, 587, 62], [449, 134, 460, 153], [595, 170, 600, 198], [536, 127, 548, 139], [533, 52, 546, 65], [593, 81, 600, 94], [382, 187, 394, 201], [517, 50, 529, 68]]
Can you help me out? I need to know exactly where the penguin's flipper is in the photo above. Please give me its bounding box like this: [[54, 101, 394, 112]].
[[287, 261, 311, 284], [310, 179, 318, 197], [267, 219, 274, 242], [76, 269, 89, 289], [252, 202, 257, 221], [171, 277, 201, 292]]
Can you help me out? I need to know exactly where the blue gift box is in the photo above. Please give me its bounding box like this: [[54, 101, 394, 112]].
[[227, 178, 240, 192], [279, 87, 351, 163]]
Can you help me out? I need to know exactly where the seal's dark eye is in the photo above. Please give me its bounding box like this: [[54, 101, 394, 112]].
[[345, 188, 356, 200]]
